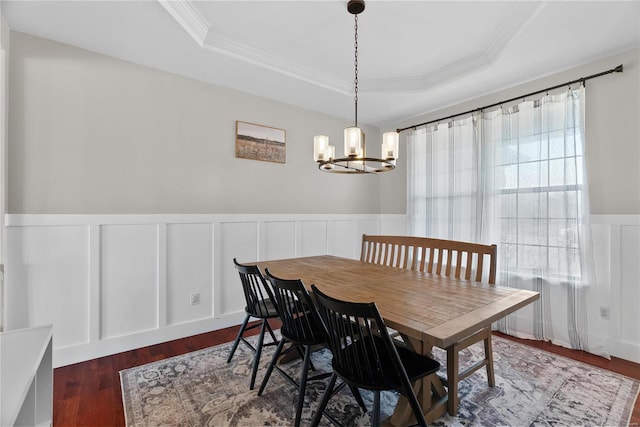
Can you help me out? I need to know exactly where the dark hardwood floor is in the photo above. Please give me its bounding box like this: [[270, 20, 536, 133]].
[[53, 323, 640, 426]]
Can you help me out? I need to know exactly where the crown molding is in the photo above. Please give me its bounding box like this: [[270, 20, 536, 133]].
[[158, 0, 209, 46], [159, 0, 352, 95], [484, 1, 545, 61], [361, 2, 545, 93], [159, 0, 543, 95], [202, 32, 352, 95]]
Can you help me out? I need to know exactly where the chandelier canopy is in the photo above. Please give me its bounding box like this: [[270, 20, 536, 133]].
[[313, 0, 399, 174]]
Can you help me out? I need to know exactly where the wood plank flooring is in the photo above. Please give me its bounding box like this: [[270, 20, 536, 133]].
[[53, 324, 640, 426]]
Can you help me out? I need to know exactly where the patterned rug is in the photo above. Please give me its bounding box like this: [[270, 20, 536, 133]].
[[120, 333, 639, 426]]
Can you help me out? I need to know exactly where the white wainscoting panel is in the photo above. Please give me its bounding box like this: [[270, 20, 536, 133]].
[[379, 216, 408, 235], [297, 220, 328, 257], [9, 213, 637, 366], [100, 224, 158, 340], [5, 225, 89, 349], [261, 221, 295, 261], [218, 221, 259, 317], [591, 215, 640, 363], [5, 213, 400, 367], [619, 224, 640, 357], [328, 220, 360, 259], [166, 223, 213, 326]]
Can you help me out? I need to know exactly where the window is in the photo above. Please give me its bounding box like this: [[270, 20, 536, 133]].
[[407, 87, 610, 356], [494, 99, 585, 280], [408, 90, 588, 282]]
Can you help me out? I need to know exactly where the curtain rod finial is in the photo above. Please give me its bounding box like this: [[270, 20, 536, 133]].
[[614, 64, 623, 73]]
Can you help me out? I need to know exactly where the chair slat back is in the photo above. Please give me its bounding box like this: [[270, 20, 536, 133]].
[[234, 258, 276, 317], [264, 269, 325, 344], [361, 234, 497, 284], [311, 285, 407, 388]]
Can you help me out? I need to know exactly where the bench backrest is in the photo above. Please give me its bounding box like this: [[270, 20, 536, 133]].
[[360, 234, 497, 284]]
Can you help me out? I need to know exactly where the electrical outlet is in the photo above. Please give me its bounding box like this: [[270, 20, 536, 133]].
[[190, 292, 200, 306], [599, 306, 609, 319]]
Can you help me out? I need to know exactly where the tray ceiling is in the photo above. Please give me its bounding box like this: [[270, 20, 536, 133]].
[[2, 0, 638, 126]]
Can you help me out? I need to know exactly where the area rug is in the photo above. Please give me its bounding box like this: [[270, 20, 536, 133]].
[[120, 333, 639, 426]]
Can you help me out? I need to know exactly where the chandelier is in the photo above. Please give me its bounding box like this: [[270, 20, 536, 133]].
[[313, 0, 399, 174]]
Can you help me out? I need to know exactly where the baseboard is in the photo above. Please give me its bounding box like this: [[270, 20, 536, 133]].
[[53, 311, 246, 367]]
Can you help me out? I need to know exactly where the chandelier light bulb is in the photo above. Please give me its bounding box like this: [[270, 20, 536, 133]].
[[382, 132, 399, 160], [313, 135, 330, 162], [344, 127, 363, 157]]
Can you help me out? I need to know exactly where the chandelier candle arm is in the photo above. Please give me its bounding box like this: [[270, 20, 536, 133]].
[[312, 0, 399, 174]]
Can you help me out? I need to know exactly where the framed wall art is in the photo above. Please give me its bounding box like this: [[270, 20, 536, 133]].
[[235, 121, 286, 164]]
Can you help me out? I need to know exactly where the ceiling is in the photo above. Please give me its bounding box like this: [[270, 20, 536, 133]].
[[2, 1, 639, 127]]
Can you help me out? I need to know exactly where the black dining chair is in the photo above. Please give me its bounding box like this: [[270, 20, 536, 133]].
[[257, 269, 364, 427], [227, 258, 280, 390], [310, 284, 441, 427]]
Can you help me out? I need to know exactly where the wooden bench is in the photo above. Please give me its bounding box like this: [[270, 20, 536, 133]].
[[360, 234, 496, 283], [360, 234, 498, 413]]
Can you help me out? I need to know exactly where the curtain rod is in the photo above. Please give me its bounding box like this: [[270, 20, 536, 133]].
[[396, 64, 623, 133]]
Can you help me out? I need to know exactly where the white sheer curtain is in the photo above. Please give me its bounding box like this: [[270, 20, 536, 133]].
[[407, 87, 610, 358], [407, 117, 484, 242]]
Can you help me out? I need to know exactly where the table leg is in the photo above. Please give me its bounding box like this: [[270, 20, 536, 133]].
[[388, 336, 448, 426], [446, 347, 459, 416]]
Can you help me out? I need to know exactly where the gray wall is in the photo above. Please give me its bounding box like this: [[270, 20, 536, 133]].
[[8, 31, 393, 214], [391, 49, 640, 215], [9, 31, 638, 216]]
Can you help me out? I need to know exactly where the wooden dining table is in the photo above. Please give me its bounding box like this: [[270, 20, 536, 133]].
[[255, 255, 539, 426]]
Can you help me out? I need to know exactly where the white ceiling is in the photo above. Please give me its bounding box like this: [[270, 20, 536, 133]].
[[2, 0, 639, 127]]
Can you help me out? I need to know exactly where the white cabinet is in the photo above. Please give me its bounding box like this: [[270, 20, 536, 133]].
[[0, 325, 53, 427]]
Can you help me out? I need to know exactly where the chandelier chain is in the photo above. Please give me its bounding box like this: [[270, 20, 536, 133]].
[[354, 14, 358, 127]]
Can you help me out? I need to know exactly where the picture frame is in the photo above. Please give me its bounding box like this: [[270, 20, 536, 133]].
[[235, 121, 286, 164]]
